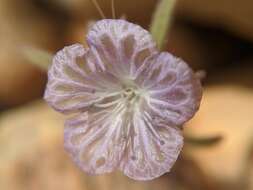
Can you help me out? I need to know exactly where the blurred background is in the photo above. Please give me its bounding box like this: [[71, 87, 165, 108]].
[[1, 0, 253, 189]]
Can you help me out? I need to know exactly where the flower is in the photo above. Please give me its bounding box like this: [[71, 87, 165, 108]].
[[44, 19, 202, 180]]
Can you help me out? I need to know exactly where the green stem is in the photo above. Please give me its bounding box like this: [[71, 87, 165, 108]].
[[150, 0, 177, 50]]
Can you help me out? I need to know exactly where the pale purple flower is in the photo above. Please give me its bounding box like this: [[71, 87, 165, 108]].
[[44, 19, 202, 180]]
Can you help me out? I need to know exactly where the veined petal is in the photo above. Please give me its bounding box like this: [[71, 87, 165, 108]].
[[44, 19, 202, 181], [120, 108, 183, 180], [136, 52, 202, 126], [64, 102, 128, 174], [86, 19, 158, 78], [44, 44, 121, 114]]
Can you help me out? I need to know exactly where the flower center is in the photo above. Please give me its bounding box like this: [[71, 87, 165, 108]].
[[123, 88, 137, 101], [119, 85, 143, 117], [120, 80, 145, 106], [93, 81, 146, 112]]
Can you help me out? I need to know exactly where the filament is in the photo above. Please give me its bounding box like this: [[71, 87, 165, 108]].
[[90, 0, 106, 19], [111, 0, 116, 19]]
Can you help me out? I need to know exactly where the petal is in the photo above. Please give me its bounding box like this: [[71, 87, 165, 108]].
[[44, 44, 121, 114], [86, 19, 157, 78], [120, 108, 183, 180], [64, 102, 128, 175], [136, 52, 202, 126]]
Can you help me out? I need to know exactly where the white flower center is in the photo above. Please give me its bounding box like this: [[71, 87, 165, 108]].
[[122, 87, 139, 104], [93, 80, 147, 117], [119, 79, 148, 109]]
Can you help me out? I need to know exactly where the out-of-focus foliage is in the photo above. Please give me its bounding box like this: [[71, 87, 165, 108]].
[[22, 47, 53, 71], [184, 85, 253, 189], [176, 0, 253, 41]]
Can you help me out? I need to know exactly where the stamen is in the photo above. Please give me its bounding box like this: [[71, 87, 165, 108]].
[[95, 98, 122, 108], [90, 0, 106, 19], [96, 91, 123, 99]]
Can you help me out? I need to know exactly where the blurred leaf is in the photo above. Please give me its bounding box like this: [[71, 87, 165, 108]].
[[185, 135, 223, 146], [150, 0, 177, 50], [22, 46, 53, 71]]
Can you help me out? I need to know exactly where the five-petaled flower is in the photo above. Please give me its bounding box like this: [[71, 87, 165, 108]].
[[44, 19, 202, 181]]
